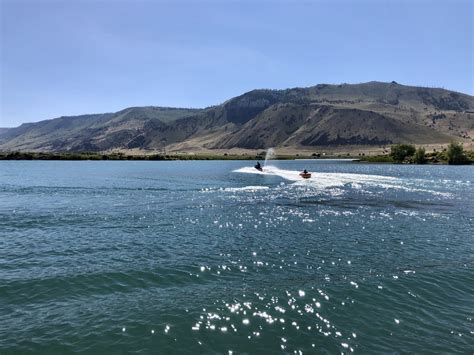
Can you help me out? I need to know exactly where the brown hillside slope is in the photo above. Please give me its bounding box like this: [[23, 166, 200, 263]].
[[213, 103, 453, 149], [0, 81, 473, 152]]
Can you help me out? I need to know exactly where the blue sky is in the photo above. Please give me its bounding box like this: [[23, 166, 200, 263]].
[[1, 0, 473, 127]]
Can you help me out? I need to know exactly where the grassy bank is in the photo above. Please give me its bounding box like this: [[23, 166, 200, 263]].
[[1, 148, 472, 164], [359, 148, 474, 164], [0, 151, 298, 161]]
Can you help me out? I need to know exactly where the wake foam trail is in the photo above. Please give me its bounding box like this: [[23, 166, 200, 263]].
[[235, 165, 396, 187], [234, 166, 302, 181], [224, 186, 270, 192], [234, 165, 452, 196], [202, 186, 270, 193]]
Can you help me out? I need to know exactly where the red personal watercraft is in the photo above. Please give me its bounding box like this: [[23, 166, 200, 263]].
[[299, 170, 311, 179]]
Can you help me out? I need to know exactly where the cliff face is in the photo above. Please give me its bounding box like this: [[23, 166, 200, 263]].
[[1, 82, 473, 152]]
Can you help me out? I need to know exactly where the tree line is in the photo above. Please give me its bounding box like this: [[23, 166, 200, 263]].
[[390, 142, 472, 164]]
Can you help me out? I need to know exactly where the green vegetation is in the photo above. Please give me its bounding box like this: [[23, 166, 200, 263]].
[[413, 147, 427, 164], [446, 142, 471, 165], [0, 151, 296, 161], [360, 146, 473, 165], [1, 148, 472, 164], [390, 144, 416, 162]]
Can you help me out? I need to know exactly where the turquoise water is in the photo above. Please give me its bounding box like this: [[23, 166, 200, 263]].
[[0, 160, 473, 353]]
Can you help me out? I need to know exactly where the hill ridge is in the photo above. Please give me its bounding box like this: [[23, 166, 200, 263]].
[[1, 81, 473, 152]]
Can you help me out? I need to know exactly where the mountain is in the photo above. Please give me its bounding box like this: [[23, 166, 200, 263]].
[[0, 107, 201, 151], [1, 82, 473, 152]]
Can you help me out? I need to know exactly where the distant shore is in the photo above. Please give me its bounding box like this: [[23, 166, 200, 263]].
[[0, 151, 348, 161], [0, 151, 287, 161], [0, 150, 472, 164]]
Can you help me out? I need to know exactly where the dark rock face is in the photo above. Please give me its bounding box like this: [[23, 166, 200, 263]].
[[222, 91, 283, 124], [418, 91, 469, 111], [126, 134, 146, 149], [301, 133, 392, 146]]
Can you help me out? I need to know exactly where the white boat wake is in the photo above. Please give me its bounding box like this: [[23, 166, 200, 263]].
[[233, 165, 452, 197]]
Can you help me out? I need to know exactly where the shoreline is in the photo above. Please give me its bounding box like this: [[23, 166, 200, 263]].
[[0, 150, 472, 164], [0, 151, 348, 161]]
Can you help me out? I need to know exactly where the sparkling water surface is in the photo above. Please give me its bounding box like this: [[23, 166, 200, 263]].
[[0, 160, 473, 353]]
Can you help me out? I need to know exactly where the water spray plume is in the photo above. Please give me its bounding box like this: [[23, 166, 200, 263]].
[[264, 148, 276, 167]]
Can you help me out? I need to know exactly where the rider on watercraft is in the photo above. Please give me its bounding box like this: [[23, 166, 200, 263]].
[[300, 169, 311, 178]]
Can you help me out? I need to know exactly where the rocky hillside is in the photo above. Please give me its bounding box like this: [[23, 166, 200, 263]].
[[1, 82, 473, 152], [0, 107, 201, 151]]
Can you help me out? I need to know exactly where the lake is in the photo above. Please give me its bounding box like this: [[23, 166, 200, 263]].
[[0, 160, 473, 353]]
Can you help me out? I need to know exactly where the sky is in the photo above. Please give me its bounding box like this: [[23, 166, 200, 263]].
[[1, 0, 473, 127]]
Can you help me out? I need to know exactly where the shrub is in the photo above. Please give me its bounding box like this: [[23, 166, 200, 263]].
[[361, 155, 394, 163], [466, 150, 474, 162], [413, 147, 426, 164], [390, 144, 416, 162], [447, 142, 470, 164]]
